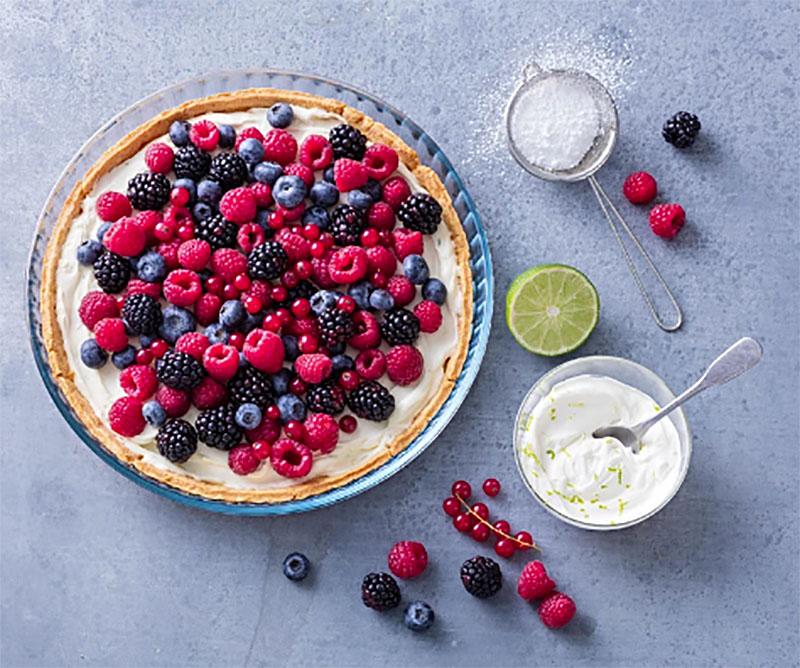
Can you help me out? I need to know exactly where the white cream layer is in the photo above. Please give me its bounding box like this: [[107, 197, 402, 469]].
[[55, 105, 462, 489]]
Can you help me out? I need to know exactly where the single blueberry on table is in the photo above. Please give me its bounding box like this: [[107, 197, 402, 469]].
[[96, 222, 112, 242], [348, 189, 373, 210], [422, 278, 447, 305], [302, 206, 330, 230], [111, 345, 137, 370], [219, 300, 246, 330], [267, 103, 294, 129], [404, 602, 434, 632], [238, 137, 265, 164], [348, 281, 373, 310], [272, 368, 294, 396], [235, 403, 262, 430], [369, 289, 395, 311], [218, 123, 236, 149], [77, 240, 104, 266], [253, 161, 283, 185], [169, 120, 191, 147], [204, 323, 229, 345], [197, 180, 222, 205], [172, 177, 197, 205], [281, 335, 300, 362], [142, 401, 167, 428], [310, 181, 339, 208], [283, 552, 310, 581], [310, 290, 340, 316], [277, 394, 306, 423], [403, 254, 429, 284], [273, 175, 307, 209], [80, 339, 107, 369], [137, 251, 167, 283], [159, 305, 195, 344]]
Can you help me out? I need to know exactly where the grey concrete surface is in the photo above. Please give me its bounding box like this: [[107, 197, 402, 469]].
[[1, 1, 799, 666]]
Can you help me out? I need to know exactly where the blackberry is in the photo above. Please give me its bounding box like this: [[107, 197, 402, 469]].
[[662, 111, 701, 148], [284, 279, 316, 305], [460, 556, 502, 599], [195, 403, 242, 451], [156, 419, 198, 464], [361, 572, 401, 611], [329, 205, 366, 246], [305, 381, 346, 415], [127, 172, 171, 211], [317, 307, 354, 347], [195, 213, 238, 251], [93, 251, 131, 293], [380, 308, 420, 346], [208, 152, 248, 190], [156, 350, 204, 390], [329, 123, 367, 160], [228, 366, 274, 409], [173, 144, 211, 181], [397, 193, 442, 234], [347, 380, 395, 421], [121, 293, 162, 335], [248, 241, 289, 280]]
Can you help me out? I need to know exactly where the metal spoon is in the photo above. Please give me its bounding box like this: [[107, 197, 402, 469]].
[[593, 338, 763, 453]]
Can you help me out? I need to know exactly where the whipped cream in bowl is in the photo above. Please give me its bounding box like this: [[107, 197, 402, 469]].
[[513, 356, 691, 530]]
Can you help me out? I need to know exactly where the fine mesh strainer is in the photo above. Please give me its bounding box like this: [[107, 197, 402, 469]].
[[505, 63, 682, 332]]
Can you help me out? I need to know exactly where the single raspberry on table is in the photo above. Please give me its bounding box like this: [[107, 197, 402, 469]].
[[234, 127, 264, 151], [649, 203, 686, 238], [382, 176, 411, 210], [388, 541, 428, 579], [195, 293, 222, 326], [299, 134, 333, 170], [144, 142, 175, 174], [202, 343, 240, 382], [211, 248, 248, 282], [96, 191, 132, 222], [367, 202, 396, 231], [365, 245, 397, 276], [245, 416, 282, 444], [363, 144, 399, 181], [119, 364, 158, 402], [155, 385, 191, 418], [156, 239, 182, 270], [348, 310, 380, 350], [414, 300, 442, 333], [295, 353, 333, 384], [270, 438, 313, 478], [622, 171, 657, 204], [275, 227, 311, 262], [243, 329, 285, 373], [517, 560, 556, 601], [177, 239, 212, 271], [163, 269, 203, 306], [284, 162, 315, 188], [302, 412, 339, 454], [228, 444, 260, 476], [334, 158, 368, 192], [108, 396, 145, 437], [387, 275, 416, 308], [248, 181, 274, 208], [104, 219, 146, 257], [219, 187, 257, 224], [125, 278, 162, 300], [538, 592, 576, 629], [262, 129, 298, 165], [191, 376, 228, 410], [392, 228, 424, 261], [189, 120, 220, 151], [310, 252, 337, 289], [79, 291, 119, 329], [328, 246, 368, 284], [386, 345, 423, 385], [93, 317, 128, 352], [175, 332, 210, 360]]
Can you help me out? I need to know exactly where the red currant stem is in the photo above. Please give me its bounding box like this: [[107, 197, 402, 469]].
[[454, 493, 541, 552]]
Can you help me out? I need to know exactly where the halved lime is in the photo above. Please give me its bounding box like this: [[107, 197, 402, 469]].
[[505, 264, 599, 356]]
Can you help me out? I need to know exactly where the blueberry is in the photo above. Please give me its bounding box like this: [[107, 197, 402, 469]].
[[326, 341, 346, 355], [369, 289, 395, 311], [159, 305, 195, 344], [80, 339, 107, 369], [172, 177, 197, 205], [273, 175, 307, 209], [254, 161, 283, 185], [245, 163, 256, 184], [404, 602, 434, 632], [403, 254, 429, 285], [348, 281, 373, 310], [267, 103, 294, 129], [169, 120, 191, 147], [254, 208, 271, 230], [204, 323, 229, 345], [238, 137, 265, 164], [277, 394, 306, 423], [348, 189, 372, 210], [362, 178, 383, 203], [302, 206, 330, 230], [197, 180, 222, 205], [242, 310, 262, 333], [310, 290, 339, 315], [139, 333, 156, 348], [238, 355, 251, 370], [96, 222, 112, 242], [235, 403, 262, 430], [77, 240, 104, 266], [128, 253, 143, 272], [112, 345, 137, 369], [219, 300, 246, 330], [282, 552, 310, 581], [309, 181, 339, 208], [272, 368, 294, 396], [218, 124, 236, 149], [331, 354, 354, 374], [422, 278, 447, 305], [142, 401, 167, 427], [282, 335, 300, 362], [137, 251, 167, 283], [323, 166, 335, 183], [193, 202, 214, 222]]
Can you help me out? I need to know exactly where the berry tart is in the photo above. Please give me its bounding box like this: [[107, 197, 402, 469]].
[[41, 89, 472, 503]]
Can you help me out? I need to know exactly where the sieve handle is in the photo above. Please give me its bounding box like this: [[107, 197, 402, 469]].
[[588, 175, 683, 331]]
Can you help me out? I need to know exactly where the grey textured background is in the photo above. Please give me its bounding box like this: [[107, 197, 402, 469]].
[[2, 1, 799, 666]]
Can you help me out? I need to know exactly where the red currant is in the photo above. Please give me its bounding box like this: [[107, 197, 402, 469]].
[[470, 523, 491, 542], [298, 334, 318, 354], [320, 232, 335, 249], [494, 538, 516, 558], [170, 187, 190, 207], [150, 339, 168, 358], [453, 513, 474, 532], [378, 230, 394, 247], [267, 210, 285, 230], [229, 332, 245, 350], [271, 286, 288, 303], [252, 440, 272, 460], [370, 270, 387, 289], [233, 273, 251, 291], [285, 420, 305, 440], [205, 276, 223, 295], [360, 228, 379, 247], [135, 349, 153, 366], [244, 296, 262, 314], [291, 298, 311, 318], [514, 531, 533, 550], [339, 371, 359, 391], [471, 502, 489, 520], [222, 283, 240, 300], [262, 313, 282, 332], [302, 223, 320, 241], [451, 480, 471, 499], [310, 241, 326, 258], [177, 224, 194, 241], [482, 478, 501, 497], [337, 295, 356, 313], [442, 497, 460, 516], [154, 222, 173, 242], [339, 415, 357, 433], [289, 378, 307, 396], [493, 520, 511, 536], [281, 270, 299, 289], [275, 308, 292, 326], [295, 260, 313, 280], [266, 405, 281, 421]]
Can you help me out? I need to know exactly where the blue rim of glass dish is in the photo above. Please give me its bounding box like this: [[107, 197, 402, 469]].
[[26, 69, 493, 515]]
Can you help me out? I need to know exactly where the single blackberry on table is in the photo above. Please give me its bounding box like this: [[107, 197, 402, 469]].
[[195, 213, 238, 251], [157, 350, 205, 390], [208, 152, 248, 190], [361, 572, 401, 611], [121, 293, 162, 335], [195, 403, 242, 451], [173, 144, 211, 181], [127, 172, 171, 211], [248, 241, 289, 280], [460, 556, 502, 599], [228, 366, 274, 409], [305, 381, 347, 415], [662, 111, 701, 148], [380, 308, 420, 346], [397, 193, 442, 234], [329, 123, 367, 160], [156, 419, 198, 464], [329, 204, 367, 246], [317, 307, 354, 347], [347, 380, 395, 421], [93, 251, 131, 293]]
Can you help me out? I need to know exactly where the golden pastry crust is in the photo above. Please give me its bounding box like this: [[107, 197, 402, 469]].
[[41, 88, 473, 503]]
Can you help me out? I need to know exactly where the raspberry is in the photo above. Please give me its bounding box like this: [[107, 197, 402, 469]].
[[263, 129, 297, 165], [649, 203, 686, 239], [287, 317, 320, 339], [144, 142, 174, 173], [243, 329, 284, 373], [382, 176, 411, 210], [96, 191, 132, 222], [234, 127, 264, 151], [119, 364, 158, 401], [175, 332, 210, 359], [211, 248, 248, 282], [125, 278, 162, 300], [163, 205, 193, 232], [367, 202, 395, 231], [538, 592, 576, 629], [275, 227, 311, 262], [108, 396, 145, 437], [243, 280, 271, 305], [299, 134, 333, 170], [162, 269, 202, 306], [365, 245, 397, 276], [302, 412, 339, 454], [277, 201, 305, 222], [156, 239, 181, 270], [78, 291, 119, 329], [392, 228, 424, 261], [191, 376, 228, 410], [228, 444, 260, 476], [355, 349, 386, 381], [202, 343, 240, 382], [329, 246, 368, 284], [310, 252, 337, 289], [248, 181, 273, 208], [133, 210, 162, 244], [103, 219, 146, 257], [244, 416, 282, 444], [333, 158, 368, 192], [386, 345, 423, 385], [195, 292, 222, 326], [387, 541, 428, 579], [155, 385, 191, 418], [270, 438, 313, 478], [177, 239, 211, 271], [348, 310, 381, 350], [517, 561, 557, 601], [237, 223, 265, 254], [189, 119, 220, 151], [387, 275, 416, 308], [413, 300, 442, 333], [295, 353, 333, 384], [219, 187, 257, 224], [363, 144, 399, 180], [284, 162, 314, 188], [623, 171, 658, 204], [93, 317, 128, 352]]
